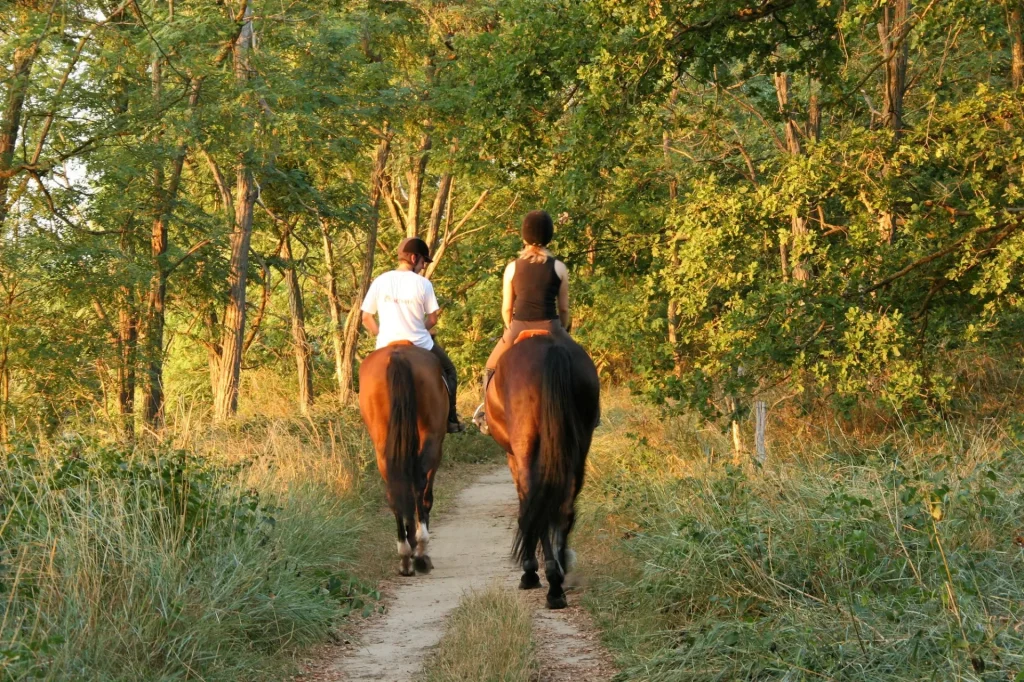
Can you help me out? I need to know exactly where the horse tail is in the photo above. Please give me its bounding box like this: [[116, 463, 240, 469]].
[[385, 351, 418, 531], [514, 343, 582, 564]]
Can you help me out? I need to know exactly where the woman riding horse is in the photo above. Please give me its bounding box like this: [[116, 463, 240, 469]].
[[478, 211, 600, 609], [359, 237, 455, 575], [473, 210, 573, 434]]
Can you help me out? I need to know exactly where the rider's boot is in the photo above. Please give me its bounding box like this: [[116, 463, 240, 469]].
[[446, 380, 464, 434]]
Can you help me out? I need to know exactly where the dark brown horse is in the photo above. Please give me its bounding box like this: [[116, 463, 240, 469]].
[[484, 331, 600, 608], [359, 340, 448, 576]]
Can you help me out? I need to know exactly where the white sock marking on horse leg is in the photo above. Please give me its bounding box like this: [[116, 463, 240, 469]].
[[414, 522, 429, 557], [397, 539, 412, 557]]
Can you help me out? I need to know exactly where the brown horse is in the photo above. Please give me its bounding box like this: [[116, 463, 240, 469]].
[[484, 331, 600, 608], [359, 341, 448, 576]]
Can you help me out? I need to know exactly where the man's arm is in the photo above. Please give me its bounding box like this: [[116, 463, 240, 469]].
[[360, 278, 380, 336], [424, 280, 441, 335], [501, 262, 516, 328], [361, 311, 379, 336]]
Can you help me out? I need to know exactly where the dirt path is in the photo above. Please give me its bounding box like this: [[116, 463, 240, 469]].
[[309, 465, 616, 682]]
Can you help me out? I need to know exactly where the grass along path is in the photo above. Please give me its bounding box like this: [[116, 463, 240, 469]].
[[574, 391, 1024, 681]]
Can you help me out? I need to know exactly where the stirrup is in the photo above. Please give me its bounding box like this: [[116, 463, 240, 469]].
[[472, 403, 489, 435]]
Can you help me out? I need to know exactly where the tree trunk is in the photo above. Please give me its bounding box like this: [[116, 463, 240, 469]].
[[0, 282, 12, 445], [320, 218, 347, 400], [425, 172, 452, 253], [206, 308, 222, 398], [879, 0, 911, 134], [663, 90, 684, 376], [878, 0, 911, 244], [339, 136, 390, 404], [584, 224, 597, 277], [405, 133, 431, 237], [281, 231, 313, 412], [0, 338, 9, 446], [213, 0, 257, 421], [727, 394, 744, 464], [774, 72, 811, 282], [118, 290, 138, 439], [143, 53, 167, 428], [0, 43, 38, 227], [423, 188, 490, 281], [143, 76, 199, 428], [809, 88, 821, 143], [1009, 2, 1023, 89]]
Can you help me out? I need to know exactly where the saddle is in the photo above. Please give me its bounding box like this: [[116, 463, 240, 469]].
[[513, 329, 551, 345], [385, 339, 451, 397]]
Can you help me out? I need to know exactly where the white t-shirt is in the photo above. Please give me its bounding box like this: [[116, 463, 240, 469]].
[[361, 270, 439, 350]]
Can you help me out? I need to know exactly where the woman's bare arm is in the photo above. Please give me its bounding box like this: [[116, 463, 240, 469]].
[[501, 261, 516, 328], [555, 260, 570, 331]]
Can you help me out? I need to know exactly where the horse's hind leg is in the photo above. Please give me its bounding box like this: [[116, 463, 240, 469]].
[[395, 513, 415, 576], [541, 531, 566, 609], [558, 509, 577, 575], [412, 477, 434, 574], [512, 458, 541, 589], [413, 439, 438, 574], [519, 533, 541, 590]]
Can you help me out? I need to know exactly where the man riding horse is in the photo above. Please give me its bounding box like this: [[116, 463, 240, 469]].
[[358, 237, 461, 576], [361, 237, 464, 433]]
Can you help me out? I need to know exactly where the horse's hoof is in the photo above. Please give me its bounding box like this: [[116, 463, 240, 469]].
[[414, 556, 433, 573], [546, 594, 568, 609], [399, 557, 415, 576], [519, 572, 541, 590]]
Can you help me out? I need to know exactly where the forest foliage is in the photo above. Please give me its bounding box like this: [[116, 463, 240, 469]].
[[1, 0, 1023, 439]]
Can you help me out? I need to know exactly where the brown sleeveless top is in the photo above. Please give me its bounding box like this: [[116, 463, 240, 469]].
[[512, 258, 561, 321]]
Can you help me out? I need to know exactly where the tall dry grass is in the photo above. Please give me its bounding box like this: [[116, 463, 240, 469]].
[[0, 395, 382, 681]]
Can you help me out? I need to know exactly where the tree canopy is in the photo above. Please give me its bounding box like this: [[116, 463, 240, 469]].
[[2, 0, 1023, 439]]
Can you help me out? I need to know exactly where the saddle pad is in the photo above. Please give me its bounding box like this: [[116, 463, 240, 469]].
[[514, 329, 551, 345], [387, 340, 415, 347]]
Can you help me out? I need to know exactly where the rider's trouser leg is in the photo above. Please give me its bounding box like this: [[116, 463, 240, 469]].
[[429, 340, 459, 423]]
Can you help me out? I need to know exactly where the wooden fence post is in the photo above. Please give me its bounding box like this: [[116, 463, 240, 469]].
[[754, 400, 768, 465]]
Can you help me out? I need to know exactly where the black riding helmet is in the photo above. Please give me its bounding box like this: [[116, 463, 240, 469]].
[[521, 210, 553, 246], [397, 236, 433, 262]]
